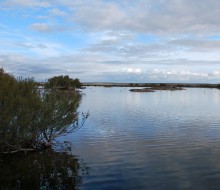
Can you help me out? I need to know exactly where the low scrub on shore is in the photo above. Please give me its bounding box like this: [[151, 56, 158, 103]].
[[0, 68, 88, 154]]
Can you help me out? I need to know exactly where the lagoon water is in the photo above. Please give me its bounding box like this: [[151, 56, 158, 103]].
[[64, 87, 220, 190], [2, 87, 219, 189]]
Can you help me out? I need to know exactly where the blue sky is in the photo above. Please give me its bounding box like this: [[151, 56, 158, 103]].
[[1, 0, 220, 83]]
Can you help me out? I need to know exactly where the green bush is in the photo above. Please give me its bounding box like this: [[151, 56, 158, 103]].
[[0, 69, 88, 154], [45, 75, 82, 89]]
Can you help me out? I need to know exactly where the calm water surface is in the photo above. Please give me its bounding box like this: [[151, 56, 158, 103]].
[[3, 87, 219, 189], [64, 87, 220, 190]]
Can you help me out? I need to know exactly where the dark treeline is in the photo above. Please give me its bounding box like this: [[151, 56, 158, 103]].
[[45, 75, 82, 89], [0, 68, 88, 154], [83, 82, 220, 88]]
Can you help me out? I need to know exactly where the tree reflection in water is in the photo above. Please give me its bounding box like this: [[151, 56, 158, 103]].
[[0, 142, 88, 190]]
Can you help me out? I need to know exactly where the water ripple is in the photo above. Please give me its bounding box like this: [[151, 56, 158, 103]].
[[68, 87, 220, 190]]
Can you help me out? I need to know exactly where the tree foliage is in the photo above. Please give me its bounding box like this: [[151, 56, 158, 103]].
[[45, 75, 82, 89], [0, 69, 88, 154]]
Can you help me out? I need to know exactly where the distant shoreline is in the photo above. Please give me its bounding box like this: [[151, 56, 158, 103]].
[[82, 82, 220, 89]]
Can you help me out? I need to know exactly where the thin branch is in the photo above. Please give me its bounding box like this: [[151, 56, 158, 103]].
[[1, 148, 35, 155]]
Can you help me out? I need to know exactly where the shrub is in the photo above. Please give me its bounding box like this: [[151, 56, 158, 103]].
[[0, 69, 88, 154], [45, 75, 82, 89]]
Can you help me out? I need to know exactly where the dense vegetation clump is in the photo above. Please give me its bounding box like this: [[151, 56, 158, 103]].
[[0, 69, 88, 154], [45, 75, 82, 89]]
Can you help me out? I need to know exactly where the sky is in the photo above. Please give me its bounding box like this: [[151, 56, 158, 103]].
[[1, 0, 220, 83]]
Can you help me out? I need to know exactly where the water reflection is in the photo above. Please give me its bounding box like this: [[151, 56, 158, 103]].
[[0, 143, 88, 190], [69, 87, 220, 190]]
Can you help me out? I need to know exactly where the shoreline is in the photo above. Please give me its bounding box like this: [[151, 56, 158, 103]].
[[82, 82, 220, 89]]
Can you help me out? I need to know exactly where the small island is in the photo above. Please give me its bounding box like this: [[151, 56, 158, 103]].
[[129, 88, 156, 92], [129, 86, 185, 92]]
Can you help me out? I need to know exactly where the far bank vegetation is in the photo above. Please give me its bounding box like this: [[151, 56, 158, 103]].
[[45, 75, 82, 90]]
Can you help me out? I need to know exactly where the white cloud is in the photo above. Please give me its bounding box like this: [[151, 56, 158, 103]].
[[152, 69, 208, 77], [1, 0, 220, 83], [68, 0, 127, 30], [48, 8, 67, 17], [30, 23, 71, 33], [170, 39, 220, 52], [55, 0, 220, 35], [30, 23, 51, 32], [149, 68, 220, 82], [209, 70, 220, 77], [122, 68, 142, 73], [2, 0, 220, 35]]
